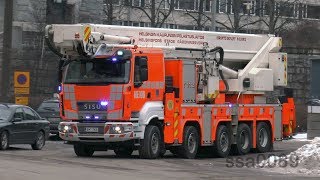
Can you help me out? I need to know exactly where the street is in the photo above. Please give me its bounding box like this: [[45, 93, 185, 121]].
[[0, 138, 318, 180]]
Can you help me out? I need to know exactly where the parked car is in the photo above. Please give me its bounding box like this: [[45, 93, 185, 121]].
[[0, 103, 50, 150], [36, 99, 61, 135], [306, 99, 320, 106]]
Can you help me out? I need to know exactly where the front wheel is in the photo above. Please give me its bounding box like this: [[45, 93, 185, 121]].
[[31, 131, 45, 150], [74, 143, 94, 157], [139, 125, 161, 159], [0, 131, 9, 150]]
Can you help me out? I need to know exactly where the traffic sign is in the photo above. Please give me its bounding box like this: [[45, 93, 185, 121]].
[[15, 96, 29, 105], [14, 71, 30, 88]]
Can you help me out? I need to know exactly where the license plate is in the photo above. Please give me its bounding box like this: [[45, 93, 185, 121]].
[[85, 127, 99, 133], [77, 102, 107, 111]]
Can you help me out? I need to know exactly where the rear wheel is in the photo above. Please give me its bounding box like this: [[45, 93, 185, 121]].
[[74, 143, 94, 157], [179, 126, 199, 159], [0, 131, 9, 150], [31, 131, 45, 150], [235, 123, 252, 155], [139, 125, 161, 159], [215, 125, 231, 157], [256, 122, 272, 153]]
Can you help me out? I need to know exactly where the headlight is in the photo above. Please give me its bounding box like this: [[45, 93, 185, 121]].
[[58, 124, 73, 133], [110, 126, 124, 134]]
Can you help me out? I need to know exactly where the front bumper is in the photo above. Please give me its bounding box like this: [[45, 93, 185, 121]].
[[59, 122, 136, 142]]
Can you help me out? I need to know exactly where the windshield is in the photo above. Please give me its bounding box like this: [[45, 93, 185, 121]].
[[38, 102, 60, 112], [0, 108, 11, 121], [64, 59, 130, 84]]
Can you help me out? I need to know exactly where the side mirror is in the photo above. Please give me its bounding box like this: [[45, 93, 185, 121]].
[[140, 68, 148, 81], [13, 118, 22, 122]]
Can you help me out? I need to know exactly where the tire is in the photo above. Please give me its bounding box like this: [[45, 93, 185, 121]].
[[74, 143, 94, 157], [114, 147, 134, 157], [139, 125, 161, 159], [179, 126, 199, 159], [235, 123, 252, 155], [31, 131, 46, 150], [256, 122, 272, 153], [0, 131, 9, 150], [215, 125, 231, 158]]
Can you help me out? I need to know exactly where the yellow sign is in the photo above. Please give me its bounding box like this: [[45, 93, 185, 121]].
[[83, 25, 91, 43], [14, 71, 30, 88], [14, 87, 30, 95], [15, 96, 29, 105]]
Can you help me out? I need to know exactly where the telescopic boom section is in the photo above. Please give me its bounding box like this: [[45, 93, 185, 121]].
[[46, 24, 287, 93]]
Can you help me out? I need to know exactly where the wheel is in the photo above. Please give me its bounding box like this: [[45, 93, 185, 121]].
[[74, 143, 94, 157], [235, 123, 252, 155], [114, 147, 133, 157], [139, 125, 161, 159], [215, 125, 231, 158], [0, 131, 9, 150], [31, 131, 46, 150], [179, 126, 199, 159], [256, 122, 272, 153]]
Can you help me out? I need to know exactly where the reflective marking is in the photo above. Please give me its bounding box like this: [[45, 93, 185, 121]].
[[250, 108, 254, 115], [65, 111, 78, 119], [117, 86, 123, 92], [108, 102, 114, 110], [226, 109, 230, 115], [64, 85, 69, 93], [159, 82, 164, 88], [69, 93, 75, 101], [197, 108, 201, 116], [259, 108, 263, 115], [240, 108, 244, 115], [269, 108, 273, 115], [111, 86, 117, 93], [174, 120, 178, 128], [174, 130, 178, 137], [65, 93, 70, 100], [110, 94, 122, 100], [182, 108, 186, 116], [69, 85, 74, 93], [213, 109, 218, 116], [71, 101, 77, 110]]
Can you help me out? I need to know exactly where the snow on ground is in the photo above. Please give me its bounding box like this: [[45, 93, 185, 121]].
[[292, 133, 307, 139], [257, 137, 320, 176]]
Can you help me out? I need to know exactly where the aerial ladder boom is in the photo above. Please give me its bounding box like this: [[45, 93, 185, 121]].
[[45, 24, 287, 94]]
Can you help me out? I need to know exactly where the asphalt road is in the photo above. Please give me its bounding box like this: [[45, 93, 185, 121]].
[[0, 138, 318, 180]]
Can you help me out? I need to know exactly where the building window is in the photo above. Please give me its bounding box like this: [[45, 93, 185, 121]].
[[241, 1, 256, 15], [298, 3, 307, 19], [218, 0, 228, 13], [276, 2, 296, 18], [306, 5, 320, 19], [175, 0, 199, 11], [204, 0, 211, 12], [112, 0, 121, 6]]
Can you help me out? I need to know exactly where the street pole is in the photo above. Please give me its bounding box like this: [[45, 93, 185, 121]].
[[211, 0, 216, 31], [1, 0, 13, 102]]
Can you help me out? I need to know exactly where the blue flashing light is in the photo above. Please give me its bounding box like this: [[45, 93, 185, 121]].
[[112, 57, 117, 62], [58, 85, 62, 92], [100, 101, 108, 106], [94, 116, 99, 119], [85, 115, 91, 119], [228, 104, 232, 108]]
